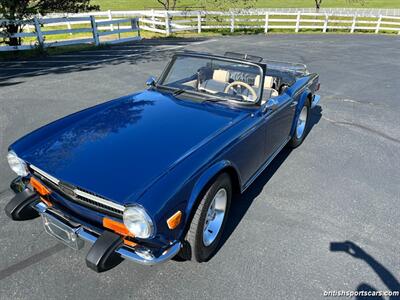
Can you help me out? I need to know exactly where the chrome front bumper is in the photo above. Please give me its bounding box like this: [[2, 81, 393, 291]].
[[34, 202, 181, 266]]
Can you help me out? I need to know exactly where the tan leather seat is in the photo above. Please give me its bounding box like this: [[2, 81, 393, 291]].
[[199, 69, 230, 94], [254, 75, 279, 104], [213, 70, 230, 82]]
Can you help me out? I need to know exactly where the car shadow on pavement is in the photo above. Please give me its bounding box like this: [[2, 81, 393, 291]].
[[0, 37, 208, 85], [330, 241, 400, 300], [213, 105, 322, 259]]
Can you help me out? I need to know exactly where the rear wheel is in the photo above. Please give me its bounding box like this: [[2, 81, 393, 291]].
[[289, 99, 310, 148], [179, 173, 232, 262]]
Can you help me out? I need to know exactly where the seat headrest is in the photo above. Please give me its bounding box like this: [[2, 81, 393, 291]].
[[213, 70, 230, 82], [254, 75, 275, 89], [264, 76, 274, 88]]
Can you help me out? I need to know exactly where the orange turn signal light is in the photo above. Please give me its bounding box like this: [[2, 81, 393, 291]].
[[103, 217, 133, 237], [30, 177, 50, 196], [123, 238, 137, 248], [167, 210, 182, 230], [40, 196, 53, 207]]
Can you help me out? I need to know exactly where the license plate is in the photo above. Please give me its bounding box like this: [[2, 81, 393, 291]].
[[41, 212, 84, 250]]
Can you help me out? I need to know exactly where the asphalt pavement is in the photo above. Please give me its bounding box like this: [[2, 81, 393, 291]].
[[0, 34, 399, 300]]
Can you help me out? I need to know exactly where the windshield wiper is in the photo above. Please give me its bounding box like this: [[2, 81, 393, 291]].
[[172, 88, 208, 98], [201, 98, 226, 104], [154, 85, 188, 96], [161, 86, 229, 103], [173, 89, 186, 96]]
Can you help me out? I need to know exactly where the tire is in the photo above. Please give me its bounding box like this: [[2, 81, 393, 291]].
[[179, 173, 232, 262], [289, 98, 311, 148]]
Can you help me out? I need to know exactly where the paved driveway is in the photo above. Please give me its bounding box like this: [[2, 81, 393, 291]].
[[0, 34, 399, 299]]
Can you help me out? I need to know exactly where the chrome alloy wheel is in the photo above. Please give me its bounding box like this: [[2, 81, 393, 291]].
[[296, 105, 308, 139], [202, 188, 227, 246]]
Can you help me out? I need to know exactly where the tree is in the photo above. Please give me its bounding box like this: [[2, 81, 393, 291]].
[[201, 0, 256, 11], [198, 0, 255, 25], [0, 0, 99, 46], [314, 0, 322, 11], [156, 0, 179, 11], [346, 0, 367, 6], [314, 0, 367, 11]]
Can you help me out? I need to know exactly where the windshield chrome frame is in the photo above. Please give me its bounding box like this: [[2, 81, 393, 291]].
[[156, 52, 265, 106]]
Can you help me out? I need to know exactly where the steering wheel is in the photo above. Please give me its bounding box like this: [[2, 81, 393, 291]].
[[224, 81, 257, 102]]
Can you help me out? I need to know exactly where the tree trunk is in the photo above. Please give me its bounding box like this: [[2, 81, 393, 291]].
[[6, 24, 21, 46], [315, 0, 322, 13]]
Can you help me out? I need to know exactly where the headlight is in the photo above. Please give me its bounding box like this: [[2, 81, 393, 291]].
[[123, 206, 154, 239], [7, 151, 28, 177]]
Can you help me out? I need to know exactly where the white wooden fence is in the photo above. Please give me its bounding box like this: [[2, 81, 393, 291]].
[[1, 9, 400, 51], [232, 8, 400, 17], [135, 10, 400, 36], [59, 10, 400, 36], [0, 16, 140, 51]]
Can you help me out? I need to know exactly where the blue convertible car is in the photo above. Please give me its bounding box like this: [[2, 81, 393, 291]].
[[5, 51, 320, 272]]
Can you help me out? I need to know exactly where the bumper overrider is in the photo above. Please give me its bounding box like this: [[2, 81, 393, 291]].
[[311, 94, 321, 109], [4, 186, 181, 272]]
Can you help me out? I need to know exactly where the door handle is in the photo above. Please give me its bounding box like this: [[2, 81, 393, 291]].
[[262, 99, 279, 114]]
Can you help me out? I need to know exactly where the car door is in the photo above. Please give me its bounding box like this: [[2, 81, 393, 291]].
[[227, 114, 269, 186], [262, 93, 297, 160]]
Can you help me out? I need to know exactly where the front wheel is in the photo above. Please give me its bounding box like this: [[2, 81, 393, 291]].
[[289, 99, 310, 148], [179, 173, 232, 262]]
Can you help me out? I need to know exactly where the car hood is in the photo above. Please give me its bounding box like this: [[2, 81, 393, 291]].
[[12, 90, 246, 205]]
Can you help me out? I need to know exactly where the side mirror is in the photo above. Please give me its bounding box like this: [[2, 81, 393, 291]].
[[145, 76, 156, 87], [263, 99, 279, 113]]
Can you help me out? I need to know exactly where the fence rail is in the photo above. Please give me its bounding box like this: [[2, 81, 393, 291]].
[[1, 9, 399, 51], [42, 7, 400, 18]]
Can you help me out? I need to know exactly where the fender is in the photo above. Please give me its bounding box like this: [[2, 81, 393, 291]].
[[290, 89, 312, 137], [184, 160, 241, 227]]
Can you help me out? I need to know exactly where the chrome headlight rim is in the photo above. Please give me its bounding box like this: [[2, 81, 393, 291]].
[[123, 205, 155, 239], [7, 150, 29, 177]]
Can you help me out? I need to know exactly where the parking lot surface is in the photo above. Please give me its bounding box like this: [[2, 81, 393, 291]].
[[0, 34, 399, 299]]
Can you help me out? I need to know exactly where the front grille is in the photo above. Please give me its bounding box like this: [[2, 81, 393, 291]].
[[29, 165, 124, 217], [75, 194, 123, 215]]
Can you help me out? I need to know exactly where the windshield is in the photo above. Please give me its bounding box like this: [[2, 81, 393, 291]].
[[158, 55, 264, 103]]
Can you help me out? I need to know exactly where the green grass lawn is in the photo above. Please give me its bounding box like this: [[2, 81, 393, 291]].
[[92, 0, 400, 10]]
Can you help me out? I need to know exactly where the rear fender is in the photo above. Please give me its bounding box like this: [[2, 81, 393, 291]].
[[290, 89, 311, 137]]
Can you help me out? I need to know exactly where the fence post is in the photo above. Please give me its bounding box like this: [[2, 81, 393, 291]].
[[264, 12, 269, 33], [323, 14, 329, 33], [33, 17, 44, 47], [295, 11, 301, 33], [67, 20, 72, 35], [90, 15, 100, 46], [151, 9, 156, 29], [375, 15, 382, 34], [351, 16, 357, 33], [134, 18, 141, 38], [165, 11, 170, 36], [108, 10, 114, 31], [197, 12, 202, 33], [230, 12, 235, 33]]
